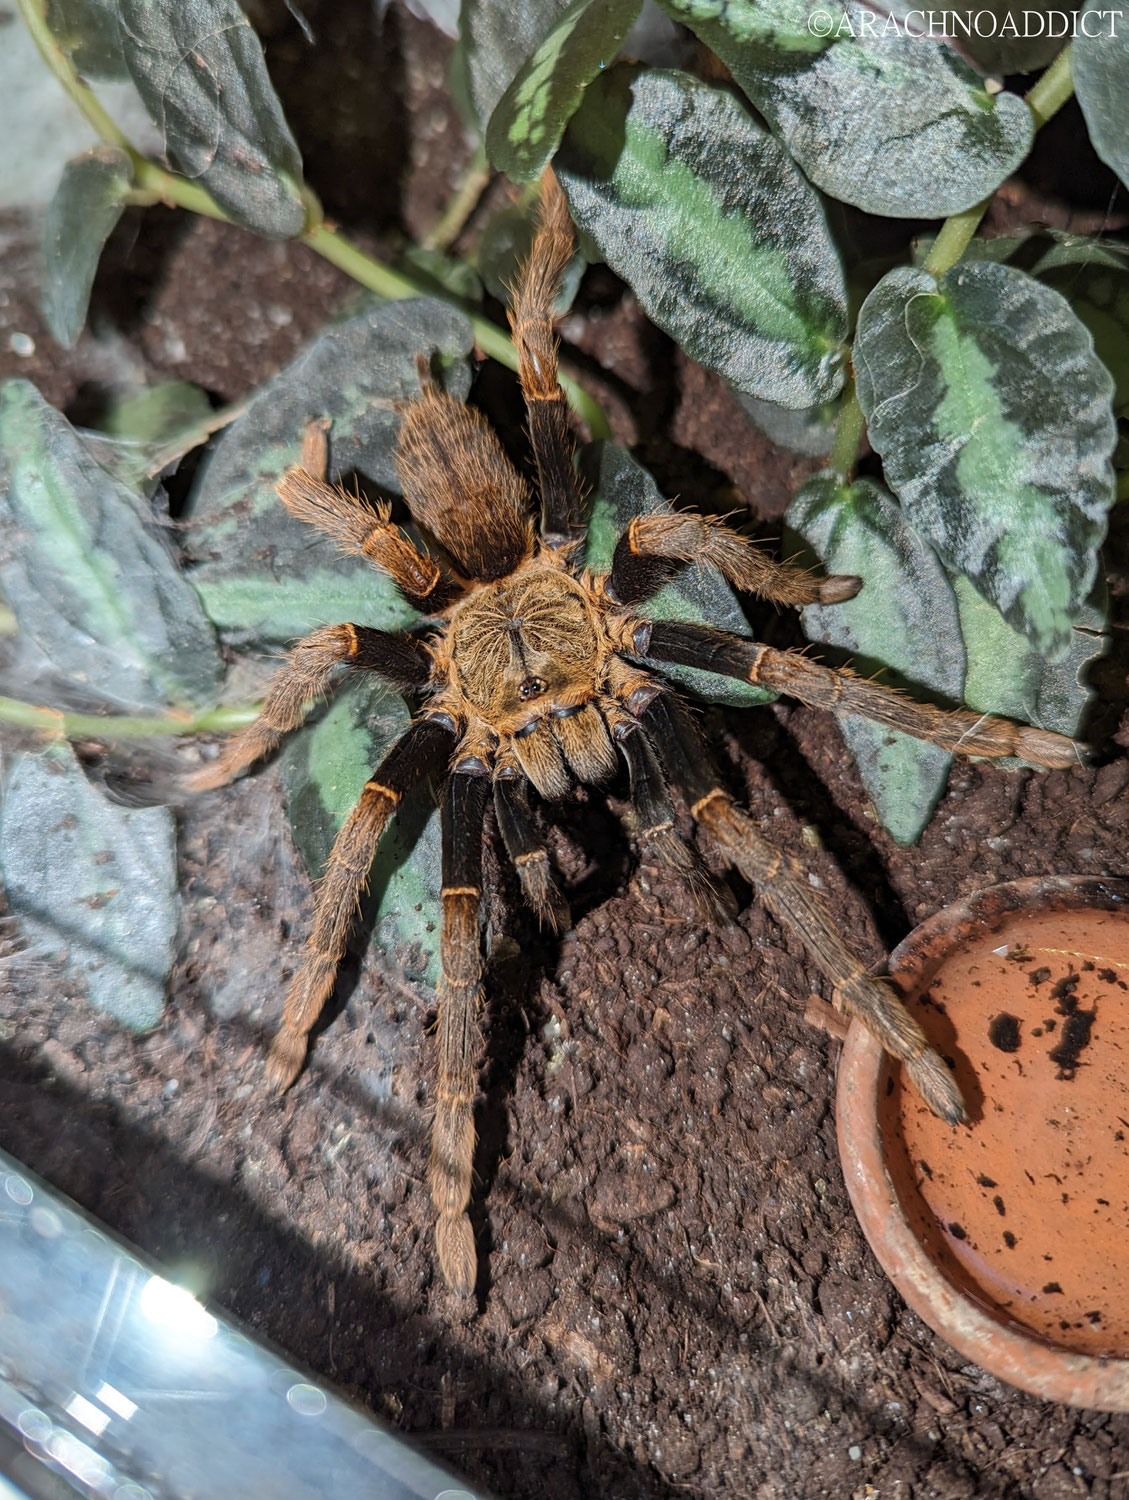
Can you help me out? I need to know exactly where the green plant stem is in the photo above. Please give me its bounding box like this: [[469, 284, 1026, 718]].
[[1026, 44, 1075, 129], [18, 0, 610, 439], [924, 47, 1075, 280], [921, 202, 987, 278], [828, 381, 864, 483], [0, 695, 260, 742], [423, 143, 491, 253]]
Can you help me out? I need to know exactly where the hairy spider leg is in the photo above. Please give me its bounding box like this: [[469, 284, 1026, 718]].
[[432, 764, 491, 1297], [266, 716, 457, 1091], [277, 420, 461, 614], [397, 386, 535, 583], [636, 620, 1081, 768], [631, 691, 967, 1124], [606, 511, 861, 609], [509, 170, 588, 549], [493, 767, 570, 932], [187, 624, 433, 791], [608, 708, 730, 923]]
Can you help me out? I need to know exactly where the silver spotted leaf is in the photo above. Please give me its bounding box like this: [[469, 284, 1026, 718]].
[[855, 261, 1117, 659], [556, 65, 848, 408], [184, 298, 473, 648], [0, 380, 222, 711], [787, 473, 964, 845], [0, 745, 177, 1031]]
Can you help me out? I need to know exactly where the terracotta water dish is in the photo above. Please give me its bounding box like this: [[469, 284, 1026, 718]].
[[836, 875, 1129, 1410]]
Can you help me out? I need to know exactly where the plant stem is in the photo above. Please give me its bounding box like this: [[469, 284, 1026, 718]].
[[17, 0, 610, 438], [0, 695, 261, 742], [1025, 44, 1074, 129], [924, 47, 1075, 280], [423, 143, 491, 253], [922, 202, 988, 278], [828, 380, 864, 483]]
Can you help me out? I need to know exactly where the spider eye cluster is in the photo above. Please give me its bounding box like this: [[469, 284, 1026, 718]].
[[518, 676, 548, 702]]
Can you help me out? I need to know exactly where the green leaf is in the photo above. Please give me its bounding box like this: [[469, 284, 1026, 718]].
[[74, 381, 217, 496], [954, 573, 1107, 740], [855, 261, 1117, 659], [46, 0, 129, 80], [0, 745, 177, 1031], [474, 202, 585, 310], [657, 0, 1034, 218], [41, 147, 132, 350], [117, 0, 306, 237], [787, 473, 964, 845], [581, 440, 774, 707], [184, 298, 474, 646], [0, 380, 222, 710], [280, 679, 442, 989], [454, 0, 570, 132], [399, 245, 484, 304], [556, 65, 848, 408], [1035, 260, 1129, 416], [736, 392, 839, 457], [936, 0, 1068, 75], [1074, 0, 1129, 195], [484, 0, 642, 181]]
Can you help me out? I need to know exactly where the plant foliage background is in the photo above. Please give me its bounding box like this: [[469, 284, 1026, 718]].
[[0, 0, 1125, 1021]]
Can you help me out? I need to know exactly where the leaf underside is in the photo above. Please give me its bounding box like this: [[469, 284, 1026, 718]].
[[42, 147, 132, 349], [1074, 0, 1129, 196]]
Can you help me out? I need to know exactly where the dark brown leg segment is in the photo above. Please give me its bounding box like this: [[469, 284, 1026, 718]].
[[266, 715, 456, 1090], [494, 773, 570, 932], [613, 714, 729, 922], [636, 620, 1080, 767], [188, 624, 432, 791], [633, 690, 965, 1123], [431, 766, 490, 1296], [607, 513, 860, 609], [509, 171, 586, 548]]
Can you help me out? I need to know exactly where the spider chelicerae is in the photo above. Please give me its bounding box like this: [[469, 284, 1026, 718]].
[[190, 175, 1078, 1296]]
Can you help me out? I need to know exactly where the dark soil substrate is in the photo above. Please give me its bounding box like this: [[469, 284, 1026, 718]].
[[4, 8, 1129, 1497]]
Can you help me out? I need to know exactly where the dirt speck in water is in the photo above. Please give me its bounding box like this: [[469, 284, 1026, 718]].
[[988, 1013, 1022, 1052]]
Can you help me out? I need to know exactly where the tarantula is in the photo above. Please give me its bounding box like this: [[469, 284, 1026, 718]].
[[190, 176, 1078, 1296]]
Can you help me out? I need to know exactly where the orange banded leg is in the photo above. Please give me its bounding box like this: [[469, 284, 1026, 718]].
[[635, 620, 1081, 767], [494, 773, 570, 932], [608, 513, 861, 609], [632, 689, 965, 1124], [276, 422, 458, 613], [509, 170, 585, 547], [431, 768, 490, 1296], [266, 716, 457, 1091], [187, 624, 432, 791]]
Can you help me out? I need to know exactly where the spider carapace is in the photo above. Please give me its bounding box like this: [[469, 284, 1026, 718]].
[[190, 174, 1080, 1296]]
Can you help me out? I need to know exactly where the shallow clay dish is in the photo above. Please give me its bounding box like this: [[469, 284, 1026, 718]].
[[837, 875, 1129, 1410]]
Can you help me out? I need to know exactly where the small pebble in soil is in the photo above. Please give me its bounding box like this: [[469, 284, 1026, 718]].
[[8, 332, 34, 357]]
